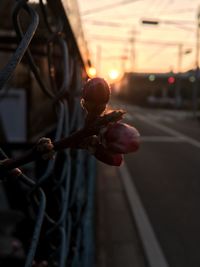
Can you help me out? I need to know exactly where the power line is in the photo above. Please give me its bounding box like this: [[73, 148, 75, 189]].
[[81, 0, 141, 16], [89, 34, 194, 46], [142, 45, 169, 64], [83, 19, 143, 33], [84, 18, 195, 32], [141, 18, 194, 25], [83, 20, 124, 28], [160, 7, 195, 15], [172, 24, 195, 32], [152, 0, 171, 17], [102, 55, 128, 60], [147, 0, 160, 16], [141, 17, 195, 32]]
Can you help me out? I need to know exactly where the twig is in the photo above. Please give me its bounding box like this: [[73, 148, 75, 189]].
[[0, 110, 125, 176]]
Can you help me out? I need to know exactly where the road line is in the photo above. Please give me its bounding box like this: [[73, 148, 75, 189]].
[[141, 136, 185, 142], [119, 163, 169, 267], [134, 113, 200, 149]]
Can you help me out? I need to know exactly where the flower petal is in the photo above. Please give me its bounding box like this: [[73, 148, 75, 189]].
[[104, 122, 140, 154], [94, 144, 123, 166]]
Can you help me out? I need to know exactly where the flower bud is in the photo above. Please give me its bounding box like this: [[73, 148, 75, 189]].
[[82, 77, 111, 104], [103, 122, 140, 154], [94, 144, 123, 166], [81, 99, 107, 115]]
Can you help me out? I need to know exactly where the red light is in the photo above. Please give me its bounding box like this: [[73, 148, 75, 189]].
[[168, 76, 175, 84]]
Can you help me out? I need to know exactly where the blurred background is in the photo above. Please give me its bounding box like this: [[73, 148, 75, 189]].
[[79, 0, 200, 112], [77, 1, 200, 267], [1, 0, 200, 267], [79, 0, 197, 74]]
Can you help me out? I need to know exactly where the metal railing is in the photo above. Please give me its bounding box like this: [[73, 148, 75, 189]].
[[0, 1, 95, 266]]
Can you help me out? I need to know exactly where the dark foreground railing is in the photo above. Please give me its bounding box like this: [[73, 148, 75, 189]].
[[0, 0, 95, 266]]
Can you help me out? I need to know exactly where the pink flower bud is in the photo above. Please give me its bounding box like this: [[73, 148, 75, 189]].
[[82, 77, 111, 104], [94, 144, 123, 166], [81, 100, 107, 116], [103, 122, 140, 154]]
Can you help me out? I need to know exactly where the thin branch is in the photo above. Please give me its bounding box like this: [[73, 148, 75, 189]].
[[0, 110, 125, 176]]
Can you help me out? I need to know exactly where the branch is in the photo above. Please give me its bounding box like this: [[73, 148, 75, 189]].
[[0, 110, 125, 176]]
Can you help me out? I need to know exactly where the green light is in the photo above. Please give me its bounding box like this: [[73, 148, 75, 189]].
[[189, 76, 195, 83], [149, 74, 156, 82]]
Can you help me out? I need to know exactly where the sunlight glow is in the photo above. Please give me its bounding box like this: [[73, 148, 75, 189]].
[[78, 0, 198, 74], [87, 67, 97, 78], [108, 69, 120, 81]]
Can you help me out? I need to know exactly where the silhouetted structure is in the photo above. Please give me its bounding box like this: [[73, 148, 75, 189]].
[[117, 71, 200, 109]]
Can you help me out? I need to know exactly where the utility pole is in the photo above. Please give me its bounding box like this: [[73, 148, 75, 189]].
[[177, 44, 183, 72], [129, 28, 136, 72], [175, 43, 183, 108], [121, 55, 125, 74], [121, 47, 128, 74], [192, 6, 200, 117], [96, 45, 102, 76]]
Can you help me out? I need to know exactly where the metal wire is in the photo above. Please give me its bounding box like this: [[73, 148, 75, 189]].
[[0, 0, 95, 266], [12, 0, 55, 98], [24, 189, 46, 267], [0, 1, 39, 90]]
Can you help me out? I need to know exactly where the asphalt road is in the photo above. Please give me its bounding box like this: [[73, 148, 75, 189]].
[[112, 101, 200, 267]]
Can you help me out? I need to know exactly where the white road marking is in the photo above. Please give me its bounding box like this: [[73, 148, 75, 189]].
[[119, 105, 200, 266], [119, 163, 169, 267], [124, 113, 133, 120], [146, 114, 174, 123], [134, 113, 200, 149], [141, 136, 185, 142]]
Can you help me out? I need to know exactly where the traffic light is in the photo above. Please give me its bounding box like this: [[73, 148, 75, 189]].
[[168, 76, 175, 84], [148, 74, 156, 82]]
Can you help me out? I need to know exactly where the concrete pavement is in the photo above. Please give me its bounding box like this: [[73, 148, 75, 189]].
[[96, 101, 200, 267], [117, 102, 200, 267], [95, 162, 147, 267]]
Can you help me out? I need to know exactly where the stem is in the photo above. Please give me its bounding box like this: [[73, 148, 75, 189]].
[[0, 110, 125, 175]]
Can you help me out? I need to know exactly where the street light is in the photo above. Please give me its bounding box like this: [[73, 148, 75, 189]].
[[142, 19, 159, 25], [141, 19, 193, 72], [141, 18, 194, 29], [141, 17, 194, 109]]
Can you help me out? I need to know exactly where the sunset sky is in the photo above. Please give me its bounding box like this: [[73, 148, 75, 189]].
[[77, 0, 200, 80]]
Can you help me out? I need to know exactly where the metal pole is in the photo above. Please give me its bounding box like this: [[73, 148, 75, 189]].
[[192, 6, 200, 117], [177, 44, 183, 73], [121, 47, 127, 74], [121, 56, 125, 74], [96, 45, 102, 76], [175, 43, 183, 108], [130, 28, 136, 72]]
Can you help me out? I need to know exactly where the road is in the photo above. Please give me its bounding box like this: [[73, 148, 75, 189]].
[[112, 101, 200, 267]]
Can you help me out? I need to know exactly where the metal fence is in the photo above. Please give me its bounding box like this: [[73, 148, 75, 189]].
[[0, 0, 95, 266]]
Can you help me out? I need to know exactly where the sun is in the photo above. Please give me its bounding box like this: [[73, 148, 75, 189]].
[[108, 69, 120, 81]]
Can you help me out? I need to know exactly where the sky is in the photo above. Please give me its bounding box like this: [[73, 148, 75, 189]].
[[77, 0, 200, 80]]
